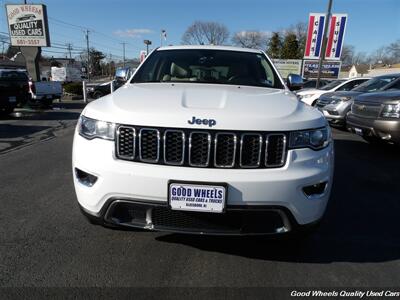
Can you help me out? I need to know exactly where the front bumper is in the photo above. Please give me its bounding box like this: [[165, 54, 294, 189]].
[[319, 101, 352, 125], [73, 133, 334, 234], [347, 113, 400, 144]]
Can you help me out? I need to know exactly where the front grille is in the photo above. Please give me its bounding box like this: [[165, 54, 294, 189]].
[[265, 134, 286, 167], [164, 130, 185, 165], [351, 102, 382, 118], [189, 132, 211, 167], [316, 98, 331, 108], [139, 128, 160, 162], [240, 134, 262, 168], [105, 201, 288, 235], [116, 125, 288, 169], [116, 126, 135, 159], [214, 133, 237, 167]]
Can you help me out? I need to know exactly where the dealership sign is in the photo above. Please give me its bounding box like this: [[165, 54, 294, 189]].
[[304, 12, 348, 60], [325, 14, 348, 60], [302, 60, 341, 79], [272, 59, 302, 78], [6, 4, 50, 47], [304, 13, 326, 60]]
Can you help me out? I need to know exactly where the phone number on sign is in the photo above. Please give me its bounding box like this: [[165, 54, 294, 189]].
[[15, 39, 42, 45]]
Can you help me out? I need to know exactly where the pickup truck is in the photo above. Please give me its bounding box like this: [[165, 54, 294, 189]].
[[29, 80, 63, 107], [0, 68, 30, 115], [347, 88, 400, 146], [73, 45, 334, 236]]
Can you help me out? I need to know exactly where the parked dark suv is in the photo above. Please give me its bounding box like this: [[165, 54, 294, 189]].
[[347, 82, 400, 145], [0, 68, 30, 115]]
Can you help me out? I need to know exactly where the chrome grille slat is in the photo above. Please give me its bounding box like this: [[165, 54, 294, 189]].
[[214, 133, 237, 168], [189, 132, 211, 167], [240, 134, 262, 168], [164, 130, 185, 165], [139, 128, 160, 163], [116, 126, 135, 159], [116, 126, 287, 169], [265, 134, 287, 167]]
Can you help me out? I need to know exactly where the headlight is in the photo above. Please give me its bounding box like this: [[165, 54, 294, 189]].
[[300, 94, 314, 99], [290, 126, 331, 150], [380, 103, 400, 118], [332, 96, 351, 104], [87, 87, 95, 92], [78, 115, 115, 140]]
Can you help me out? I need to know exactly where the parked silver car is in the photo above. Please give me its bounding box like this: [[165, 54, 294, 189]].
[[316, 74, 400, 127]]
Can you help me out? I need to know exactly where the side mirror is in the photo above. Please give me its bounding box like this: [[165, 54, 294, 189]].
[[287, 74, 303, 91]]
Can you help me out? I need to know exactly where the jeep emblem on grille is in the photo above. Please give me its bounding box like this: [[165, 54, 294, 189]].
[[188, 116, 217, 127]]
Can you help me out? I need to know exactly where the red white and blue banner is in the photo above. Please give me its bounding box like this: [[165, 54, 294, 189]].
[[325, 14, 348, 60], [304, 13, 326, 59]]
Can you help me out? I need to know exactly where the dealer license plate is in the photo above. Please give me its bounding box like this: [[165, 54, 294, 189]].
[[169, 182, 226, 213]]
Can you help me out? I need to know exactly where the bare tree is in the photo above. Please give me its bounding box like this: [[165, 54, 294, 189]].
[[387, 40, 400, 63], [369, 46, 392, 64], [340, 45, 355, 66], [182, 21, 229, 45], [231, 31, 268, 49]]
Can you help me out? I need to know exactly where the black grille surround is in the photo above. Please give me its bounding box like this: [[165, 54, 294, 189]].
[[103, 200, 293, 235], [116, 125, 288, 169]]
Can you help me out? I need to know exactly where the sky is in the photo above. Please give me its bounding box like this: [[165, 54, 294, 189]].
[[1, 0, 399, 61]]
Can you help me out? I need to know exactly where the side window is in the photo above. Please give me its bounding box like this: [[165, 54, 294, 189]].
[[337, 80, 358, 91], [388, 79, 400, 90]]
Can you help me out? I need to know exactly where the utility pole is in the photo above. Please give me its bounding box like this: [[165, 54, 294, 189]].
[[1, 41, 5, 59], [109, 53, 112, 79], [85, 30, 90, 82], [66, 43, 72, 60], [316, 0, 333, 88], [121, 42, 126, 68]]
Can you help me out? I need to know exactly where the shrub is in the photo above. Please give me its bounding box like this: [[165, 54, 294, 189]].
[[63, 82, 83, 96]]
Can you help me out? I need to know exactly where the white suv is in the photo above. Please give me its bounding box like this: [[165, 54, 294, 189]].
[[297, 77, 369, 106], [73, 45, 334, 236]]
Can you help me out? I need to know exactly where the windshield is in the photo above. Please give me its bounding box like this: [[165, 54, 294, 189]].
[[319, 80, 345, 91], [132, 49, 284, 89], [353, 75, 400, 92], [0, 70, 29, 81]]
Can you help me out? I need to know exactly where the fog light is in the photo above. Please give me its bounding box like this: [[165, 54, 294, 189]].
[[303, 182, 327, 197], [75, 168, 98, 187]]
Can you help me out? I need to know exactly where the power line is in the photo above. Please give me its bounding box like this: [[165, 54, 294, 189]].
[[48, 17, 88, 30]]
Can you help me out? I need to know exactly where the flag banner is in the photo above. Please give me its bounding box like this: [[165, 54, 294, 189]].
[[325, 14, 348, 60], [304, 13, 326, 59]]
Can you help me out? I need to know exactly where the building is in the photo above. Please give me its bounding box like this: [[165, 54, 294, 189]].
[[348, 64, 370, 78]]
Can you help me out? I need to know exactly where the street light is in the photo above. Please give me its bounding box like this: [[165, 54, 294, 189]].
[[144, 39, 152, 55]]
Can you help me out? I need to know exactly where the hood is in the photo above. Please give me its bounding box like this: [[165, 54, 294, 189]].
[[355, 90, 400, 104], [84, 82, 325, 131], [297, 88, 320, 95], [320, 91, 362, 100]]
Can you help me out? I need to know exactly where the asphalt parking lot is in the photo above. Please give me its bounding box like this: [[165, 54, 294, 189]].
[[0, 103, 399, 291]]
